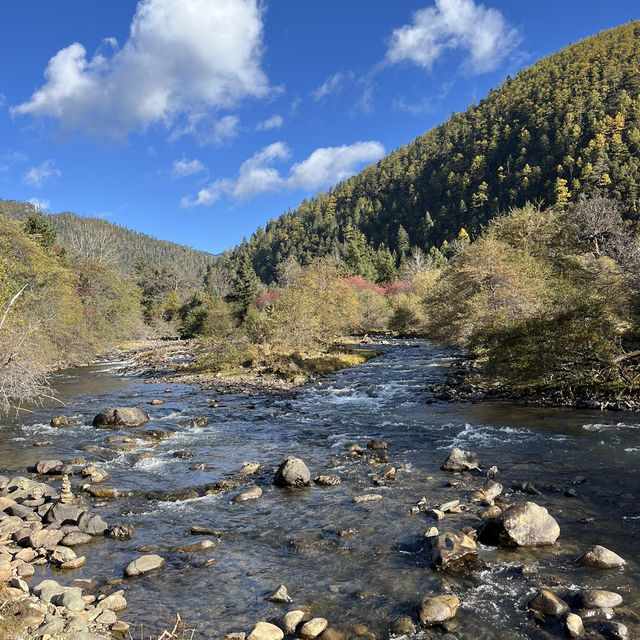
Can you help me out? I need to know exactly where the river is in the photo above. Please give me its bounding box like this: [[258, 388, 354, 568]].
[[1, 339, 638, 639]]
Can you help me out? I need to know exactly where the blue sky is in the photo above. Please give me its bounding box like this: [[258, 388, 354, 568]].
[[1, 1, 638, 254]]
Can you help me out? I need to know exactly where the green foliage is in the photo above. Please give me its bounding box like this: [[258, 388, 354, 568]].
[[22, 210, 58, 252], [229, 22, 640, 282]]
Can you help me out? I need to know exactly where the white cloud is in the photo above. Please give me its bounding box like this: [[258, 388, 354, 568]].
[[386, 0, 520, 74], [256, 114, 283, 131], [22, 160, 61, 188], [171, 157, 205, 178], [11, 0, 271, 141], [312, 72, 351, 101], [0, 94, 5, 107], [27, 198, 51, 211], [181, 140, 385, 207]]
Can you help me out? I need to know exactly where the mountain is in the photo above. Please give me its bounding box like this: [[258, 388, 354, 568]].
[[0, 199, 216, 281], [234, 21, 640, 282]]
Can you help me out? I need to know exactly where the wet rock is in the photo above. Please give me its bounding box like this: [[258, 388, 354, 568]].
[[61, 555, 86, 570], [479, 501, 560, 547], [124, 553, 165, 577], [190, 416, 208, 427], [417, 595, 459, 627], [486, 465, 500, 478], [346, 444, 363, 456], [232, 485, 263, 502], [353, 494, 382, 504], [50, 416, 74, 427], [78, 512, 108, 536], [190, 525, 223, 537], [424, 526, 439, 538], [84, 486, 120, 499], [512, 481, 542, 496], [426, 508, 445, 520], [577, 590, 622, 609], [235, 462, 260, 475], [109, 523, 136, 540], [162, 488, 200, 502], [314, 475, 341, 486], [33, 441, 54, 447], [391, 616, 416, 635], [111, 621, 132, 639], [480, 505, 502, 520], [430, 531, 478, 569], [247, 621, 284, 640], [471, 479, 503, 503], [80, 465, 110, 483], [528, 589, 569, 616], [282, 610, 306, 634], [274, 457, 311, 487], [150, 398, 164, 405], [92, 407, 150, 428], [366, 439, 388, 450], [267, 584, 292, 603], [596, 622, 628, 640], [577, 545, 626, 569], [441, 448, 480, 472], [300, 618, 328, 638], [564, 612, 584, 638], [51, 545, 77, 565], [176, 539, 216, 553], [173, 450, 196, 459], [318, 629, 344, 640]]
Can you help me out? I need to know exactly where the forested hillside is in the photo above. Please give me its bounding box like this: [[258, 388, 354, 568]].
[[0, 199, 216, 280], [234, 21, 640, 282]]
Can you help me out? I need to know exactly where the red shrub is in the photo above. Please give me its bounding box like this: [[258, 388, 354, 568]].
[[251, 289, 279, 310]]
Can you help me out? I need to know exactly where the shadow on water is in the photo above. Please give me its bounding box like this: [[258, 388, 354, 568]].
[[1, 340, 638, 638]]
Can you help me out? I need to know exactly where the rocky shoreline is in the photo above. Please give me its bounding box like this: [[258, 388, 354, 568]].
[[430, 354, 640, 412]]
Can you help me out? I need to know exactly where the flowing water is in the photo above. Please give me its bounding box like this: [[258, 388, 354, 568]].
[[1, 340, 639, 639]]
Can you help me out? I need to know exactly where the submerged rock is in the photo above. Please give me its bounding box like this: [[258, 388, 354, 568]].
[[441, 448, 480, 472], [274, 457, 311, 487], [577, 590, 623, 609], [232, 485, 263, 502], [92, 407, 149, 428], [314, 475, 341, 486], [528, 589, 569, 616], [479, 501, 560, 547]]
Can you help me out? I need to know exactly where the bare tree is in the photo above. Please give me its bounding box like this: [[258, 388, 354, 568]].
[[400, 246, 437, 282], [66, 218, 119, 268], [0, 287, 53, 415], [568, 195, 624, 258]]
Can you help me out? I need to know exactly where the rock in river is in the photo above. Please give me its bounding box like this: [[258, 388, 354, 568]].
[[233, 485, 263, 502], [441, 447, 480, 472], [92, 407, 150, 428], [479, 501, 560, 547], [578, 545, 626, 569], [274, 457, 311, 487], [528, 589, 569, 616], [417, 595, 459, 627], [124, 554, 165, 577], [248, 621, 284, 640], [430, 531, 478, 569]]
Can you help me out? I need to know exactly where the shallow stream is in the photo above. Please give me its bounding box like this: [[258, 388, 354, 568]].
[[1, 340, 638, 639]]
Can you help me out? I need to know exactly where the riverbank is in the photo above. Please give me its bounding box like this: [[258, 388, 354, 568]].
[[429, 352, 640, 413]]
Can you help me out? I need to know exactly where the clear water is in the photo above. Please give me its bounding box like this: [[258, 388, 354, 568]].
[[1, 340, 638, 639]]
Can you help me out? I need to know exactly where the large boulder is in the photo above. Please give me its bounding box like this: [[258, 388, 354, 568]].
[[441, 448, 480, 472], [92, 407, 149, 428], [479, 501, 560, 547], [578, 545, 626, 569], [430, 531, 478, 569], [273, 457, 311, 487]]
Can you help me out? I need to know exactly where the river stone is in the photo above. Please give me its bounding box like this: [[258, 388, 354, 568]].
[[6, 503, 33, 518], [62, 555, 86, 570], [300, 618, 328, 638], [274, 457, 311, 487], [162, 488, 200, 502], [441, 448, 480, 472], [236, 462, 260, 475], [95, 609, 118, 626], [596, 622, 628, 640], [232, 485, 263, 502], [247, 621, 284, 640], [314, 475, 341, 486], [430, 531, 478, 569], [471, 479, 503, 503], [564, 612, 584, 638], [282, 610, 306, 634], [109, 523, 136, 540], [0, 561, 11, 582], [50, 416, 74, 427], [92, 407, 150, 428], [366, 439, 388, 450], [391, 616, 416, 635], [35, 459, 65, 475], [46, 502, 85, 525], [479, 502, 560, 547], [417, 595, 459, 627], [98, 589, 127, 611], [29, 528, 65, 550], [0, 516, 24, 541], [77, 512, 108, 535], [80, 465, 110, 483], [124, 553, 165, 577], [353, 494, 382, 504], [51, 545, 77, 565], [267, 584, 292, 603], [578, 545, 626, 569], [578, 590, 623, 609], [318, 629, 343, 640], [528, 589, 569, 616], [176, 539, 216, 553]]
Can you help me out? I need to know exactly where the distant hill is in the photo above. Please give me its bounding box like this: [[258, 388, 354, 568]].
[[0, 199, 216, 280], [234, 21, 640, 282]]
